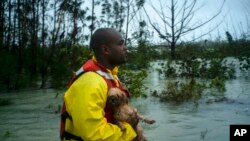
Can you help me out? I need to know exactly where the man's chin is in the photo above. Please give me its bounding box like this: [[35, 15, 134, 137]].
[[124, 54, 129, 61], [123, 57, 128, 64]]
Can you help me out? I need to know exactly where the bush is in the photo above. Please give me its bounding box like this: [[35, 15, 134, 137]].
[[119, 69, 148, 98], [158, 79, 205, 103], [209, 77, 226, 92], [164, 58, 236, 80]]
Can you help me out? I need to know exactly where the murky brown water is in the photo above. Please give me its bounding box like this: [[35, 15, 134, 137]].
[[0, 59, 249, 141]]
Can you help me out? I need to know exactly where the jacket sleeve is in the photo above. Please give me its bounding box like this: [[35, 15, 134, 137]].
[[64, 72, 136, 141]]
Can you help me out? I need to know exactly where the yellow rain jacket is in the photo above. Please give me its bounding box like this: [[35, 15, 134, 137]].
[[63, 59, 136, 141]]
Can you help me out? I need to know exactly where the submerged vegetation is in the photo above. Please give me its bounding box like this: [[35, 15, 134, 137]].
[[0, 98, 13, 106], [152, 76, 227, 104], [151, 38, 250, 103], [158, 79, 205, 103], [3, 130, 12, 138]]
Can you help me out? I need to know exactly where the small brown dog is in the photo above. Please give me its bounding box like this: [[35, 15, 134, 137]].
[[107, 88, 155, 141]]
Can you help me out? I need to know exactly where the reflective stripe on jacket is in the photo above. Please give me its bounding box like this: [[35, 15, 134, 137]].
[[62, 59, 136, 141]]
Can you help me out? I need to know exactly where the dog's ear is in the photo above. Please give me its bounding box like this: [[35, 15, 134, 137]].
[[108, 88, 121, 97], [122, 95, 129, 104]]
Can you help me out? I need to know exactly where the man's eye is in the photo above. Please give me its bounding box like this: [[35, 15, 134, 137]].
[[118, 40, 124, 45]]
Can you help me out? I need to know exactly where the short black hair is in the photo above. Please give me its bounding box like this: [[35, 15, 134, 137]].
[[90, 28, 116, 54]]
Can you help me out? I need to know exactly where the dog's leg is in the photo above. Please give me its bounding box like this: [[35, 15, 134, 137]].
[[133, 125, 147, 141], [115, 120, 126, 131], [137, 114, 155, 124]]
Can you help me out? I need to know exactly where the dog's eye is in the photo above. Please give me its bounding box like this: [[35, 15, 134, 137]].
[[109, 96, 118, 105], [111, 98, 116, 103]]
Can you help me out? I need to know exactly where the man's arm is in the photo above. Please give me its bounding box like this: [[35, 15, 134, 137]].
[[64, 72, 136, 141]]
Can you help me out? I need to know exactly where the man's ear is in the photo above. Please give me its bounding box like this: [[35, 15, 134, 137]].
[[101, 45, 110, 55]]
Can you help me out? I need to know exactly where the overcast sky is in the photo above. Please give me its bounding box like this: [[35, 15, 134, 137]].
[[135, 0, 250, 43], [198, 0, 249, 39], [83, 0, 249, 44]]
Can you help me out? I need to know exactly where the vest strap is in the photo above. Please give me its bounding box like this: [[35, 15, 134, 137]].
[[96, 70, 115, 80], [64, 132, 83, 141], [75, 67, 84, 76], [61, 111, 72, 121]]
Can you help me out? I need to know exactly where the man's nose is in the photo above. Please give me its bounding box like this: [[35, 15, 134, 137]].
[[123, 45, 129, 52], [125, 49, 130, 53]]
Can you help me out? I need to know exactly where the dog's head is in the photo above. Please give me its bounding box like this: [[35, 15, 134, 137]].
[[107, 88, 128, 107]]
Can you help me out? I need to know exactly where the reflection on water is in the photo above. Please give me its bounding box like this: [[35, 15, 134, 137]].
[[0, 60, 249, 141]]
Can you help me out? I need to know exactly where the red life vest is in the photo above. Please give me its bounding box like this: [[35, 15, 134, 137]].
[[60, 59, 129, 140]]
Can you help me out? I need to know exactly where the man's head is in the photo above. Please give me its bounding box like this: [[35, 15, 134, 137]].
[[90, 28, 128, 69]]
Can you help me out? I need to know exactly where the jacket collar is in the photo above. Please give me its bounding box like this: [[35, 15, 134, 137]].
[[92, 56, 118, 76]]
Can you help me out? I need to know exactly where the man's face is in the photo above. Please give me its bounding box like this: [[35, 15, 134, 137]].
[[106, 32, 128, 66]]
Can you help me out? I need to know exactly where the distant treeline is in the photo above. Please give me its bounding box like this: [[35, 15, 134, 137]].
[[0, 0, 146, 91]]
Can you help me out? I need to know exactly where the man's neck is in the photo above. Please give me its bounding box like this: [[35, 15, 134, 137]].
[[95, 56, 115, 71]]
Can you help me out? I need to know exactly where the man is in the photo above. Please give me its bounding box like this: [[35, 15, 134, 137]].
[[60, 28, 138, 141]]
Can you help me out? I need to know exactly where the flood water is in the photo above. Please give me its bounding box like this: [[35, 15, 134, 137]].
[[0, 59, 250, 141], [132, 60, 250, 141], [0, 89, 63, 141]]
